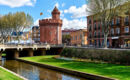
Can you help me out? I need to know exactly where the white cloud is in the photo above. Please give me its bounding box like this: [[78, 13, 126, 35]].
[[54, 2, 59, 8], [62, 18, 87, 30], [60, 10, 64, 19], [64, 4, 88, 18], [0, 0, 36, 8], [34, 19, 39, 26], [47, 10, 51, 13], [62, 3, 65, 7]]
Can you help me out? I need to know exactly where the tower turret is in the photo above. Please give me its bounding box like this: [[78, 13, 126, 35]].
[[39, 6, 62, 45], [51, 6, 60, 19]]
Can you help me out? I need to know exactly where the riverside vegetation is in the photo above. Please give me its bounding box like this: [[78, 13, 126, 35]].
[[21, 55, 130, 80], [61, 48, 130, 65]]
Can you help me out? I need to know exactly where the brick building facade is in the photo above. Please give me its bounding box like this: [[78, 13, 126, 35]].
[[70, 29, 88, 46], [87, 15, 130, 48], [62, 29, 77, 45], [39, 7, 62, 45]]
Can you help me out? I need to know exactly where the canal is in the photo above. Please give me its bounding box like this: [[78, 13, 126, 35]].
[[0, 58, 88, 80]]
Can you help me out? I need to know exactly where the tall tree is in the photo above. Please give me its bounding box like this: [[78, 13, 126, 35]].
[[62, 34, 71, 45], [87, 0, 129, 48], [0, 12, 33, 44]]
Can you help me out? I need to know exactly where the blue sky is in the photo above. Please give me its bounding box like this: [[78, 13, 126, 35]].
[[0, 0, 87, 30]]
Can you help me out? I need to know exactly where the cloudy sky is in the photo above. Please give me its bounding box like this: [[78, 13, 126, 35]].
[[0, 0, 87, 30]]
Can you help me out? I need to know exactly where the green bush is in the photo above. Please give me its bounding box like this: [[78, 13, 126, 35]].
[[60, 48, 130, 65]]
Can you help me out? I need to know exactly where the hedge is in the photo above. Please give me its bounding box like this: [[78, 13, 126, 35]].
[[60, 48, 130, 65]]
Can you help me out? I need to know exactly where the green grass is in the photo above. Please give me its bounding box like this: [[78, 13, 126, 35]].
[[21, 56, 130, 80], [0, 67, 23, 80]]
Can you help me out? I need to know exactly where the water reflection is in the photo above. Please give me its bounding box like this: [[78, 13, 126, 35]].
[[0, 58, 88, 80]]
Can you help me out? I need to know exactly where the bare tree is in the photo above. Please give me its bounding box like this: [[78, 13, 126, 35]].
[[87, 0, 129, 48]]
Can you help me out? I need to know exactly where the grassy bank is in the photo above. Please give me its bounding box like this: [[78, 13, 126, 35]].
[[0, 67, 23, 80], [21, 56, 130, 80]]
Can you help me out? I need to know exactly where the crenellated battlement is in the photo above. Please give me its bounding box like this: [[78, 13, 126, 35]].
[[39, 18, 62, 26]]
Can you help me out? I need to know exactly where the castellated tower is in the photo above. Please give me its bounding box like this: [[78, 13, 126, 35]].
[[39, 6, 62, 45]]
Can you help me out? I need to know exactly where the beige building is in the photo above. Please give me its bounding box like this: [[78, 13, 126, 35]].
[[70, 29, 88, 46], [32, 26, 40, 43]]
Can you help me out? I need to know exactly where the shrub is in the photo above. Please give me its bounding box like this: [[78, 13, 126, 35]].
[[60, 48, 130, 65]]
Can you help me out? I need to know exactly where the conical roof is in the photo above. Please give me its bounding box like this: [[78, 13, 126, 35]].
[[52, 6, 60, 14]]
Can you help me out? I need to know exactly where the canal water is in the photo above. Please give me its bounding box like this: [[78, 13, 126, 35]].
[[0, 58, 88, 80]]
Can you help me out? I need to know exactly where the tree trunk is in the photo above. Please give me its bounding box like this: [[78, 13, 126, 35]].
[[104, 34, 108, 49]]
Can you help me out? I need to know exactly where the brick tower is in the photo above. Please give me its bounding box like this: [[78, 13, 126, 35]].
[[39, 7, 62, 45]]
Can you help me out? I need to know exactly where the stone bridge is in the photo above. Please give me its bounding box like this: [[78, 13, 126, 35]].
[[0, 45, 63, 60]]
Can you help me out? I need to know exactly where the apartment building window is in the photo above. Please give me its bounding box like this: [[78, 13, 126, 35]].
[[116, 28, 120, 34], [71, 37, 73, 41], [73, 36, 75, 40], [38, 31, 40, 34], [111, 28, 114, 35], [112, 19, 114, 25], [89, 18, 91, 24], [116, 18, 120, 24], [89, 32, 92, 38], [94, 23, 97, 30], [124, 16, 129, 26], [38, 34, 40, 37], [89, 40, 92, 45], [89, 25, 92, 31], [124, 27, 129, 33], [98, 31, 100, 37], [80, 34, 82, 39], [78, 36, 79, 40], [94, 31, 97, 37], [124, 16, 129, 22], [75, 36, 77, 40], [94, 40, 97, 46]]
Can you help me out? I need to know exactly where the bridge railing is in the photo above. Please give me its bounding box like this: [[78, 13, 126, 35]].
[[0, 44, 64, 48]]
